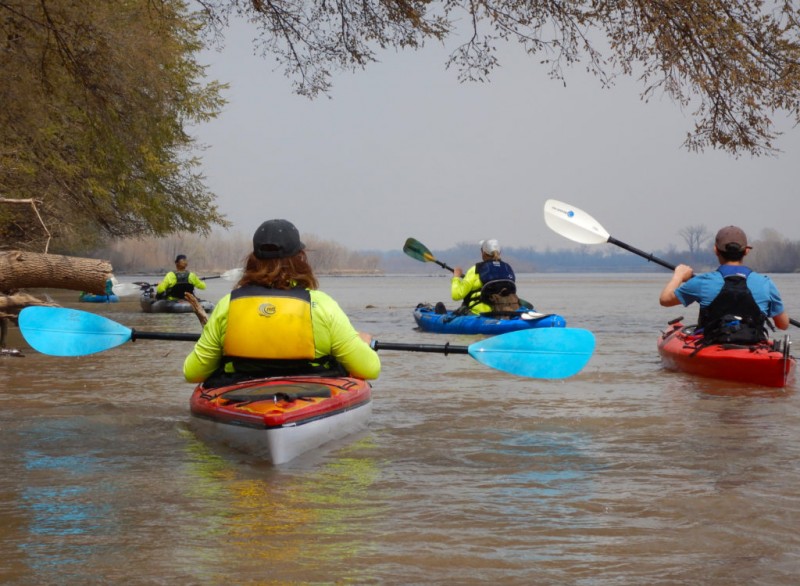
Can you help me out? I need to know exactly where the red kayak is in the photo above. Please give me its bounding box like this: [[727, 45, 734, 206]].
[[189, 376, 372, 464], [657, 321, 796, 388]]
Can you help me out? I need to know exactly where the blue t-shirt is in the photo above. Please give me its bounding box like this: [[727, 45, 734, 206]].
[[675, 266, 784, 317]]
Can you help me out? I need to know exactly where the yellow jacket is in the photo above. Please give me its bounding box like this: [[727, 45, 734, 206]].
[[451, 265, 491, 314], [156, 271, 206, 300]]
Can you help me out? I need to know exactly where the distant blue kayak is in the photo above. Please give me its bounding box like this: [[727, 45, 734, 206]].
[[79, 293, 119, 303], [414, 304, 567, 335]]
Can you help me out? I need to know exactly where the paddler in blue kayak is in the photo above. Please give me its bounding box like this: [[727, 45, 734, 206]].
[[658, 225, 789, 343], [182, 219, 381, 385], [451, 239, 523, 315], [156, 254, 206, 300]]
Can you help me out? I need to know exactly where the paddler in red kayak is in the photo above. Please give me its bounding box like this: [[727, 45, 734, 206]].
[[658, 225, 790, 343], [182, 219, 381, 386]]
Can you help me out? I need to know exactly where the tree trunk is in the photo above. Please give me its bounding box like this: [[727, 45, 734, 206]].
[[0, 251, 112, 294]]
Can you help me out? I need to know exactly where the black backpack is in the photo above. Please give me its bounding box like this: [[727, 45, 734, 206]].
[[698, 274, 769, 344]]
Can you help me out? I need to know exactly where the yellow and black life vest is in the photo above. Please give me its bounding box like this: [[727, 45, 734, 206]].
[[462, 260, 519, 314], [223, 285, 315, 360], [210, 285, 347, 382], [164, 270, 195, 299]]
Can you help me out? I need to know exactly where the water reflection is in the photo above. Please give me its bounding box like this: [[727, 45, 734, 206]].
[[176, 429, 385, 583], [15, 420, 121, 578]]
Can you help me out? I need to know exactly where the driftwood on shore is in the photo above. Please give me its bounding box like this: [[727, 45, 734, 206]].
[[0, 291, 59, 315], [0, 251, 113, 295], [0, 291, 54, 349], [0, 250, 114, 348]]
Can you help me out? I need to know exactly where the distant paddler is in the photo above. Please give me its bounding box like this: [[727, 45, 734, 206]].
[[156, 254, 206, 301]]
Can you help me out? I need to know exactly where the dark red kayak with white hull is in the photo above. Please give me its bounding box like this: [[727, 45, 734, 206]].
[[657, 321, 796, 388]]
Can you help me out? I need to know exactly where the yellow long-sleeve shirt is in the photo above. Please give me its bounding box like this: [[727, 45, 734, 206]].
[[183, 289, 381, 382], [451, 265, 491, 314], [156, 271, 206, 300]]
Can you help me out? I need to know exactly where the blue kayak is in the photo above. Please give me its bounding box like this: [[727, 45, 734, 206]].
[[79, 293, 119, 303], [414, 304, 567, 335]]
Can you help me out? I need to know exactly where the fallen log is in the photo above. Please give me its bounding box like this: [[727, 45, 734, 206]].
[[0, 251, 113, 295], [0, 251, 114, 350]]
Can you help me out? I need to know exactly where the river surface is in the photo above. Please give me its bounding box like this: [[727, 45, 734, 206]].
[[1, 273, 799, 585]]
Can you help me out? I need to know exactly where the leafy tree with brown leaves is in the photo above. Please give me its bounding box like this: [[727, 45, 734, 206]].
[[198, 0, 800, 156], [0, 0, 229, 251], [3, 0, 798, 254]]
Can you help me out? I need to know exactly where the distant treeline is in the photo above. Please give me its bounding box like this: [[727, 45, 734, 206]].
[[96, 232, 381, 275], [382, 232, 800, 274], [87, 230, 800, 275]]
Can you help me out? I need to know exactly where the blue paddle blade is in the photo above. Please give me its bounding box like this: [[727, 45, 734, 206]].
[[469, 328, 595, 379], [19, 306, 134, 356]]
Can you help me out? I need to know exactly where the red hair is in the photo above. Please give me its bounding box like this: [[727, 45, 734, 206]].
[[237, 250, 318, 290]]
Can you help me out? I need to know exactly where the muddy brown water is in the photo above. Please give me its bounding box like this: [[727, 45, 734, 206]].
[[1, 273, 799, 585]]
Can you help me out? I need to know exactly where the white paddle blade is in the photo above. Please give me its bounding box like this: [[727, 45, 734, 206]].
[[543, 199, 611, 245], [111, 282, 143, 296], [221, 268, 243, 282], [520, 311, 548, 320]]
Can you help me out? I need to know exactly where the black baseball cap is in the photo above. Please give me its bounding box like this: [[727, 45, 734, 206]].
[[253, 219, 305, 259]]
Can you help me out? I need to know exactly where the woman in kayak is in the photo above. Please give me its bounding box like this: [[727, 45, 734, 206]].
[[156, 254, 206, 300], [183, 219, 381, 385], [658, 225, 789, 343], [451, 239, 521, 315]]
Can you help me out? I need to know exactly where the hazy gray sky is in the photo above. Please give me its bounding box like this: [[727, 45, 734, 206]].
[[193, 21, 799, 254]]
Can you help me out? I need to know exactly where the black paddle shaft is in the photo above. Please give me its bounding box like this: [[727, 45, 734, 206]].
[[435, 259, 456, 273], [608, 237, 800, 329], [372, 341, 468, 355], [130, 330, 201, 342], [608, 236, 676, 271], [128, 333, 478, 352]]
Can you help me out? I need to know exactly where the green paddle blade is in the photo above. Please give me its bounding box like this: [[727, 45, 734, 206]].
[[402, 237, 455, 272], [469, 328, 595, 379], [403, 237, 435, 263], [543, 199, 611, 245], [19, 306, 134, 356]]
